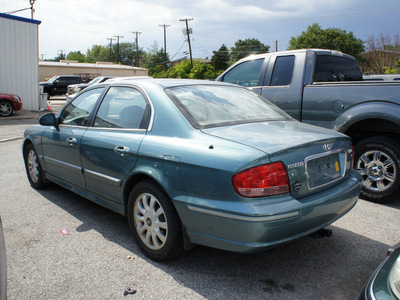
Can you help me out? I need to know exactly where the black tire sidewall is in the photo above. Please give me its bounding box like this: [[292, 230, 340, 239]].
[[355, 136, 400, 203], [0, 101, 13, 117], [127, 180, 183, 261]]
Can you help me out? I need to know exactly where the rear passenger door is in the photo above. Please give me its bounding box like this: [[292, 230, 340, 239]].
[[260, 53, 306, 120], [80, 86, 151, 203]]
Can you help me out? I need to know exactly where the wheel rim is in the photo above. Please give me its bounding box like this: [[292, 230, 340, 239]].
[[0, 102, 12, 116], [356, 150, 397, 193], [27, 150, 40, 183], [134, 193, 168, 250]]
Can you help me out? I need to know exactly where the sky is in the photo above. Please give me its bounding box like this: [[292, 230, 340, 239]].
[[2, 0, 400, 61]]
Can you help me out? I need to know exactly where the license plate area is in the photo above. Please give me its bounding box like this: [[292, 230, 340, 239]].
[[305, 149, 346, 190]]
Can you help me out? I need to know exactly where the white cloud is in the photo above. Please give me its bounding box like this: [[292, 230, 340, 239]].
[[2, 0, 400, 60]]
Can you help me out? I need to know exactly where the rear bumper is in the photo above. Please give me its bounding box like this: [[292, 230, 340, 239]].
[[175, 172, 361, 253]]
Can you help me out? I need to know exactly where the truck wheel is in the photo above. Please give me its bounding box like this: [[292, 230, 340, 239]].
[[0, 100, 13, 117], [127, 180, 184, 261], [354, 136, 400, 203]]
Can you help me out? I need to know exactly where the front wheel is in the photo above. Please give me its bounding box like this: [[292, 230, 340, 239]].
[[0, 100, 13, 117], [355, 136, 400, 203], [24, 144, 47, 189], [127, 180, 184, 261]]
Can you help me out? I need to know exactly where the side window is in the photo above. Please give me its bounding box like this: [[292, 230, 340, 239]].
[[313, 56, 362, 82], [270, 55, 295, 86], [222, 59, 264, 87], [94, 87, 148, 129], [60, 88, 104, 126]]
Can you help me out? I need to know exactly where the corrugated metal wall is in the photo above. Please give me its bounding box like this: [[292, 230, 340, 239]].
[[0, 14, 41, 110]]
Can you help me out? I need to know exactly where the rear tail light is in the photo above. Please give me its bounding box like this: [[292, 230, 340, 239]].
[[232, 162, 290, 197]]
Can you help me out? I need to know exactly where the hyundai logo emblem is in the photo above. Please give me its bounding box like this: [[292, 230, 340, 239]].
[[323, 144, 332, 151]]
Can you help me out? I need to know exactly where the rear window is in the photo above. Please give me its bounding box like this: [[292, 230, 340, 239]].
[[166, 85, 291, 129], [314, 55, 362, 82]]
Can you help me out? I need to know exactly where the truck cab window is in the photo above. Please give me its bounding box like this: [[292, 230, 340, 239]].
[[270, 55, 295, 86], [314, 55, 362, 82], [222, 59, 264, 87]]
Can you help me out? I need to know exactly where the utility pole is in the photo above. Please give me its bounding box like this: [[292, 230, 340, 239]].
[[159, 24, 171, 71], [179, 18, 193, 68], [113, 35, 123, 64], [107, 37, 115, 62], [131, 31, 142, 67], [275, 41, 278, 52], [57, 50, 66, 60], [29, 0, 36, 19]]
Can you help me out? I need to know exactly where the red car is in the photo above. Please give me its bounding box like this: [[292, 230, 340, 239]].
[[0, 93, 23, 117]]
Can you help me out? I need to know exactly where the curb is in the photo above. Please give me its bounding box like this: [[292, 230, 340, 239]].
[[0, 136, 23, 143]]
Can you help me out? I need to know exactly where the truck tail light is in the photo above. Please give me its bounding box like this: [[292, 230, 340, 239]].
[[232, 162, 290, 197]]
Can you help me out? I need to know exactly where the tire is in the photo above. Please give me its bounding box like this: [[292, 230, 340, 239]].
[[24, 144, 47, 189], [0, 100, 13, 117], [127, 180, 184, 261], [354, 136, 400, 203]]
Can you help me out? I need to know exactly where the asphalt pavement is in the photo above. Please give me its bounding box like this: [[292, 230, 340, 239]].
[[0, 109, 400, 299]]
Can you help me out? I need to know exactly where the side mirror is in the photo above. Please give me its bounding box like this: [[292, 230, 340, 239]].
[[39, 113, 58, 128]]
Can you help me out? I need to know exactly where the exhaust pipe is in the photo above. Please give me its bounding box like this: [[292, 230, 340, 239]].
[[308, 228, 332, 239]]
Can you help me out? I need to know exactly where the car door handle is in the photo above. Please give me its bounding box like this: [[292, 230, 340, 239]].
[[66, 137, 77, 145], [114, 146, 131, 156]]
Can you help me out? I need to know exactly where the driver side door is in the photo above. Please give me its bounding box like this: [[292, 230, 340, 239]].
[[41, 87, 104, 188]]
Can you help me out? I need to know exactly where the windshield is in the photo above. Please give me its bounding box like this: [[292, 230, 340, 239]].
[[88, 77, 102, 85], [47, 76, 58, 83], [166, 85, 291, 129]]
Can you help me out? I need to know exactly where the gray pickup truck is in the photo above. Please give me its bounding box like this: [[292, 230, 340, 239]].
[[217, 49, 400, 203]]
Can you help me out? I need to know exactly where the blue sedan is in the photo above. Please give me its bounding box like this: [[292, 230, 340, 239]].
[[23, 79, 361, 261]]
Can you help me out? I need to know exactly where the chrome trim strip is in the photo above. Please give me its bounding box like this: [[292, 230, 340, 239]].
[[43, 156, 82, 172], [304, 148, 347, 190], [84, 169, 121, 185], [187, 206, 300, 222]]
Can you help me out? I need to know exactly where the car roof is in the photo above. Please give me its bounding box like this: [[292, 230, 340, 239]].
[[107, 78, 236, 89]]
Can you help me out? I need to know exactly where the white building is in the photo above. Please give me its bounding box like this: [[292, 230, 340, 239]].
[[0, 13, 41, 110]]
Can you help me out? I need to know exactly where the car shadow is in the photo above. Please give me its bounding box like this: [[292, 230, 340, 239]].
[[37, 186, 390, 300]]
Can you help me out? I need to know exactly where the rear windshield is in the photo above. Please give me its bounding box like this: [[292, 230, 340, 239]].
[[314, 55, 362, 82], [166, 85, 291, 129]]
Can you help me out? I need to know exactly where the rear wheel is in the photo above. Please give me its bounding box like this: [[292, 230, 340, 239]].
[[127, 180, 183, 261], [24, 144, 47, 189], [0, 100, 13, 117], [355, 136, 400, 203]]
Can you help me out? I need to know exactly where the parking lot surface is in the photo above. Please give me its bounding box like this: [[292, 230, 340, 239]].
[[0, 119, 399, 299]]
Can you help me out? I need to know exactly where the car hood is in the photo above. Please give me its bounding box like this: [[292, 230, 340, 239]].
[[202, 120, 346, 156]]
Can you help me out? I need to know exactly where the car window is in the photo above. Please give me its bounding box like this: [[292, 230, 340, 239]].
[[166, 85, 290, 129], [59, 88, 104, 126], [93, 87, 148, 129], [314, 55, 362, 82], [222, 59, 264, 87], [270, 55, 295, 86]]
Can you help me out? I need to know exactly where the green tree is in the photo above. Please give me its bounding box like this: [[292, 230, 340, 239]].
[[230, 39, 270, 62], [66, 51, 86, 63], [165, 60, 217, 79], [288, 23, 364, 59], [86, 45, 109, 63], [211, 44, 230, 71], [144, 43, 170, 77]]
